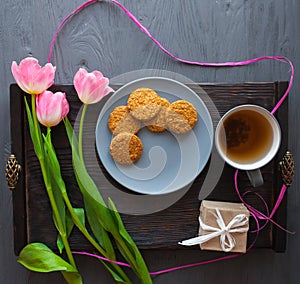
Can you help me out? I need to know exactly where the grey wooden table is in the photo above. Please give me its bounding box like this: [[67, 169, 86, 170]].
[[1, 1, 299, 283]]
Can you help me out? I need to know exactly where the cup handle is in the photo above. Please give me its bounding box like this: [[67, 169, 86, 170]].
[[246, 169, 263, 187]]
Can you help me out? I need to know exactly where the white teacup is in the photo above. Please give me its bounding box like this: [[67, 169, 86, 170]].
[[215, 104, 281, 187]]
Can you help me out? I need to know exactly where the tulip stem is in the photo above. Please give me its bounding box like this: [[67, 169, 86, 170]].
[[31, 95, 43, 159], [78, 104, 88, 163], [39, 158, 77, 269], [30, 95, 77, 269]]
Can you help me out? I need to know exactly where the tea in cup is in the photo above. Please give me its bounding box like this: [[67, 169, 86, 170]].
[[215, 104, 281, 187]]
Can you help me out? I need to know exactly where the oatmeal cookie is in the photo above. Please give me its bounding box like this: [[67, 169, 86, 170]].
[[145, 97, 170, 132], [109, 132, 143, 165], [108, 105, 141, 135], [127, 88, 161, 121], [165, 100, 198, 134]]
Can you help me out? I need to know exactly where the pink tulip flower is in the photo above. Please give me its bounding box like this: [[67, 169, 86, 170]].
[[11, 57, 56, 95], [73, 68, 113, 104], [36, 90, 69, 127]]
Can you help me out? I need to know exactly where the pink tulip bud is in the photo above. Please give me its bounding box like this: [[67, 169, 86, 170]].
[[73, 68, 113, 104], [11, 57, 56, 95], [36, 91, 69, 127]]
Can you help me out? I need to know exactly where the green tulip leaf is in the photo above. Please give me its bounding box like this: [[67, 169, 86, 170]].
[[42, 129, 62, 177], [18, 243, 82, 284], [108, 198, 152, 284], [56, 209, 77, 254], [64, 118, 152, 284], [64, 118, 132, 283], [84, 200, 115, 260], [43, 131, 67, 252], [73, 207, 85, 226], [63, 118, 116, 233], [18, 243, 78, 273], [42, 130, 86, 255]]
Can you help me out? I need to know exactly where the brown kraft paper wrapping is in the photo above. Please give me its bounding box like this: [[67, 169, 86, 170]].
[[199, 200, 250, 253]]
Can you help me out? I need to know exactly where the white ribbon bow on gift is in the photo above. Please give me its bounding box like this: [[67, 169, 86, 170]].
[[179, 208, 249, 252]]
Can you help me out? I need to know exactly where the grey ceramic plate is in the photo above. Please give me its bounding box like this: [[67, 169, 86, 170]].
[[95, 77, 213, 195]]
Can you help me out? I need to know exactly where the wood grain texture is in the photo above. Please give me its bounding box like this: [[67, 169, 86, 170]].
[[1, 0, 300, 283]]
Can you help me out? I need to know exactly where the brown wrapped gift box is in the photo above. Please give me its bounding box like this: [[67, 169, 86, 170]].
[[199, 200, 250, 253]]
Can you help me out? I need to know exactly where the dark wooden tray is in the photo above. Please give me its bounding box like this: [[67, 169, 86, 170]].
[[10, 81, 288, 255]]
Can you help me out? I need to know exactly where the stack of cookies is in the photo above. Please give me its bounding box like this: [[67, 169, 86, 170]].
[[108, 88, 198, 165]]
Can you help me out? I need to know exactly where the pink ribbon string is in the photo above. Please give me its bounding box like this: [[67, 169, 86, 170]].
[[234, 170, 294, 234], [47, 0, 294, 276], [110, 0, 294, 115], [47, 0, 99, 64], [47, 0, 295, 116]]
